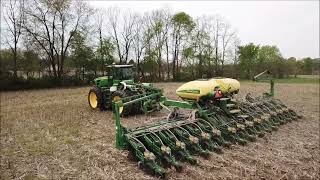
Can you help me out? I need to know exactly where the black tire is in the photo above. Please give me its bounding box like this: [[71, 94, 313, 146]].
[[88, 86, 106, 111], [112, 90, 131, 116], [137, 161, 145, 170]]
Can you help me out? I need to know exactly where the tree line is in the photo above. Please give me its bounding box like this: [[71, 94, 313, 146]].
[[1, 0, 319, 90]]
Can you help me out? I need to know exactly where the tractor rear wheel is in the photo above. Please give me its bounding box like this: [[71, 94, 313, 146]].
[[88, 86, 106, 111]]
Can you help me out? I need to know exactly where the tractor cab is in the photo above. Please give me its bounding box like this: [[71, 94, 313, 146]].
[[107, 64, 134, 81], [93, 64, 134, 88]]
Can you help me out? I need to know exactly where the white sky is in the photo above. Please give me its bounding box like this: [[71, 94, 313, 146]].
[[88, 0, 320, 59]]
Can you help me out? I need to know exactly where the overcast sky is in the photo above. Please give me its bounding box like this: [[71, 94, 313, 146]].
[[88, 0, 319, 59]]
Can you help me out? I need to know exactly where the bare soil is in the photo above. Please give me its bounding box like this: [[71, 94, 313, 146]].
[[1, 82, 319, 179]]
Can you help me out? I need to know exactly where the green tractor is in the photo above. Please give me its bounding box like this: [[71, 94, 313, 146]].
[[88, 64, 162, 116]]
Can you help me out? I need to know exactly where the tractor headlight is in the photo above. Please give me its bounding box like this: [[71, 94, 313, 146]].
[[201, 132, 210, 140], [189, 136, 199, 144], [212, 128, 221, 136]]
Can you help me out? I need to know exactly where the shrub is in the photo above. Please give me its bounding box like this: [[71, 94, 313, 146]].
[[0, 74, 90, 91]]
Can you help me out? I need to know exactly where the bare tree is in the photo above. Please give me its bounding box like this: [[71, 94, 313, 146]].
[[220, 23, 235, 75], [107, 7, 122, 63], [197, 15, 237, 77], [214, 18, 221, 76], [171, 12, 195, 80], [121, 11, 136, 64], [132, 14, 146, 76], [23, 0, 92, 79], [199, 15, 222, 76], [150, 9, 170, 79], [232, 38, 241, 65], [192, 17, 212, 78], [107, 8, 136, 64], [96, 10, 104, 59], [163, 9, 172, 80], [3, 0, 25, 77]]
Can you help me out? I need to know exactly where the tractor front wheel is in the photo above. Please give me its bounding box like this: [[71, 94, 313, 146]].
[[88, 87, 106, 111], [112, 90, 131, 116]]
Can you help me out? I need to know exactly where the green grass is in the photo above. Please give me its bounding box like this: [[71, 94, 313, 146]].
[[274, 76, 319, 84], [295, 75, 319, 79], [240, 75, 319, 84]]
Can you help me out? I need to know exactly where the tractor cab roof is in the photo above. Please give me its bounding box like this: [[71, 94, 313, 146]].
[[107, 64, 133, 68]]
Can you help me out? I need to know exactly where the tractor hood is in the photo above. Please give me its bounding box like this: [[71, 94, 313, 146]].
[[122, 79, 135, 85], [93, 76, 109, 87], [94, 76, 108, 81], [176, 78, 240, 101]]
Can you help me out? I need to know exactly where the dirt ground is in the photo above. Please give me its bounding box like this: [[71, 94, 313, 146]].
[[1, 82, 319, 179]]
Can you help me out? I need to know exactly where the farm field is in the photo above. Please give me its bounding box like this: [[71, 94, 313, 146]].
[[1, 82, 319, 179], [273, 75, 319, 84]]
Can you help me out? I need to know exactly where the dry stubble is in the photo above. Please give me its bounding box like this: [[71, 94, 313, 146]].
[[0, 83, 319, 179]]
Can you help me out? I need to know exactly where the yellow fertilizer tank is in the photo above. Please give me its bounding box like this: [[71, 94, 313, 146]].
[[176, 78, 240, 101]]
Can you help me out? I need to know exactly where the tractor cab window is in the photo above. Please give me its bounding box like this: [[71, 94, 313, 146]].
[[114, 67, 133, 80]]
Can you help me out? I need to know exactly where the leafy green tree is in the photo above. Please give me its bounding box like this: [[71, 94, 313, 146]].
[[238, 43, 260, 79], [0, 49, 14, 76], [20, 50, 41, 78], [171, 12, 195, 80], [285, 57, 301, 77], [188, 23, 212, 78], [151, 9, 171, 80], [311, 58, 320, 74], [141, 51, 158, 80], [302, 57, 313, 74], [70, 31, 94, 80], [182, 47, 196, 78], [258, 45, 284, 78], [238, 43, 288, 79], [95, 38, 115, 75]]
